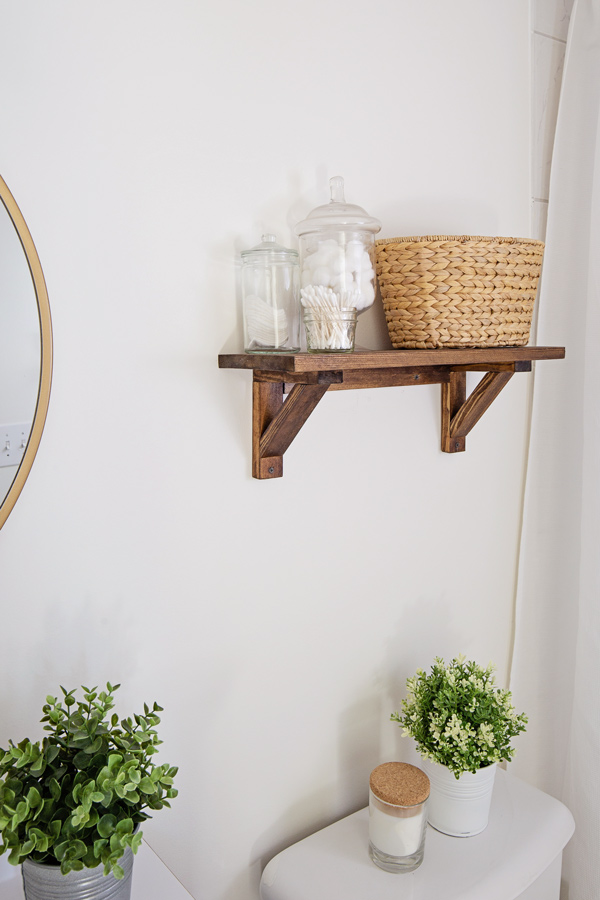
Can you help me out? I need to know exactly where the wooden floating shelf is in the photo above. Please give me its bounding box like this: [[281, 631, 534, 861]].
[[218, 347, 565, 479]]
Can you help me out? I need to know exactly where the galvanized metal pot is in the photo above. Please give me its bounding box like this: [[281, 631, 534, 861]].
[[21, 846, 134, 900]]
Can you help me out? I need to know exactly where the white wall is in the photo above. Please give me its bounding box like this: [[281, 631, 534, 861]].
[[0, 3, 531, 898]]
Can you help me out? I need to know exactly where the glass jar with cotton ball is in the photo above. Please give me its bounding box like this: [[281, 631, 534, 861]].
[[241, 234, 301, 352], [294, 176, 381, 352]]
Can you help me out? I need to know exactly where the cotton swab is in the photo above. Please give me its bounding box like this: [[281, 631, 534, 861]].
[[300, 285, 359, 350]]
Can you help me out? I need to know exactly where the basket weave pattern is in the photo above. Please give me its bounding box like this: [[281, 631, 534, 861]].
[[375, 235, 544, 349]]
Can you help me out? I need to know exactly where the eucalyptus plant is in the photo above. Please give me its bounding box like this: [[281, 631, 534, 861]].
[[391, 656, 528, 778], [0, 683, 177, 878]]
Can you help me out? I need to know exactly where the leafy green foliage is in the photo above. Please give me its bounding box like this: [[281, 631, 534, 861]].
[[391, 656, 528, 778], [0, 684, 177, 877]]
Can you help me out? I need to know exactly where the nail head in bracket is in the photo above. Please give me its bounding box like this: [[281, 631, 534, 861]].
[[254, 456, 283, 479]]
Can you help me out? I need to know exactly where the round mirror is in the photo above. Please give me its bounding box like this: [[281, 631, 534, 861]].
[[0, 175, 52, 529]]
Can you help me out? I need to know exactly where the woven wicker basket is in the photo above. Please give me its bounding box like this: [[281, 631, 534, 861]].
[[375, 235, 544, 349]]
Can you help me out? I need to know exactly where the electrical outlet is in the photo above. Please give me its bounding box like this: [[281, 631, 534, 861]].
[[0, 423, 32, 468]]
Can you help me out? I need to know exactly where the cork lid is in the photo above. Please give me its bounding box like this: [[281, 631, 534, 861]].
[[369, 762, 430, 807]]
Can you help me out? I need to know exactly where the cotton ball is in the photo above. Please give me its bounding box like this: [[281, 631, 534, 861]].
[[312, 244, 339, 273], [301, 251, 321, 286], [328, 250, 346, 276], [302, 251, 318, 272], [306, 249, 323, 268], [361, 268, 375, 289], [357, 280, 375, 310], [345, 240, 365, 272], [335, 270, 361, 292], [349, 249, 374, 281], [330, 274, 345, 293], [311, 266, 333, 286], [361, 258, 375, 283], [317, 239, 340, 256]]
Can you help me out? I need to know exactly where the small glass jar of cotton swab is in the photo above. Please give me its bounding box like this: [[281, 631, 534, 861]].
[[301, 287, 357, 353]]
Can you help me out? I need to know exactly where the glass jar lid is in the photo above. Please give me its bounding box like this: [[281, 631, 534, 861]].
[[241, 233, 298, 263], [295, 176, 382, 236]]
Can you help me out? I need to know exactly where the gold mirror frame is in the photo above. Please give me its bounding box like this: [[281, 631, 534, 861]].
[[0, 175, 53, 529]]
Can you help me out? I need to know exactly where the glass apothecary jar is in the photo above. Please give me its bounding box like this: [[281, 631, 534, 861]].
[[368, 762, 430, 874], [294, 177, 381, 334], [241, 234, 301, 353]]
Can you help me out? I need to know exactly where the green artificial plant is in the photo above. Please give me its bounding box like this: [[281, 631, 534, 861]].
[[391, 655, 527, 778], [0, 683, 177, 878]]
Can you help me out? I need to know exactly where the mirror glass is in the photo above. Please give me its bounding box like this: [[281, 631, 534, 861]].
[[0, 176, 52, 529]]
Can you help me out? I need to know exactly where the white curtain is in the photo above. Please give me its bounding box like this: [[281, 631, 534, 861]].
[[510, 1, 600, 897]]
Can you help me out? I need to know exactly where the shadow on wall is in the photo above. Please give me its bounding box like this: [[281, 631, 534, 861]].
[[33, 594, 138, 695], [383, 593, 465, 766], [246, 787, 342, 900], [218, 167, 397, 356], [0, 593, 140, 753], [337, 691, 384, 808], [388, 592, 464, 676], [375, 195, 500, 244], [244, 688, 384, 899], [218, 594, 461, 899]]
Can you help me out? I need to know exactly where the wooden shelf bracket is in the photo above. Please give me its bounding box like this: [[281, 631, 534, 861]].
[[251, 370, 343, 478], [219, 348, 564, 479], [441, 361, 531, 453]]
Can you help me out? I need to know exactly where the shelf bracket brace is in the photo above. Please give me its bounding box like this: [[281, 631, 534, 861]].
[[252, 379, 330, 478], [441, 368, 519, 452]]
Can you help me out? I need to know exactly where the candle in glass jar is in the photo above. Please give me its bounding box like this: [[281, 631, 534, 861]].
[[368, 762, 430, 874]]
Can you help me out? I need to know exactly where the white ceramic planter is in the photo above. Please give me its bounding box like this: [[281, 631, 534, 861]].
[[420, 758, 497, 837]]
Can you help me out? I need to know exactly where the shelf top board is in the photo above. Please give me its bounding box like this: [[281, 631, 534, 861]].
[[219, 346, 565, 374]]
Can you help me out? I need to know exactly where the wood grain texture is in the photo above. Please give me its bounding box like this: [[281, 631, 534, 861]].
[[252, 381, 284, 479], [450, 371, 514, 439], [327, 366, 450, 391], [219, 346, 564, 374], [255, 370, 343, 386], [441, 372, 467, 452], [260, 384, 329, 459], [450, 361, 532, 373], [252, 380, 329, 478]]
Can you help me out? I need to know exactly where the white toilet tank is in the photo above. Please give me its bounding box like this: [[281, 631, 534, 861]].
[[260, 769, 574, 900]]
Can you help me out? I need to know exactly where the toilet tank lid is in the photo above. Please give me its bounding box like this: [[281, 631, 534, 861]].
[[259, 768, 575, 900]]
